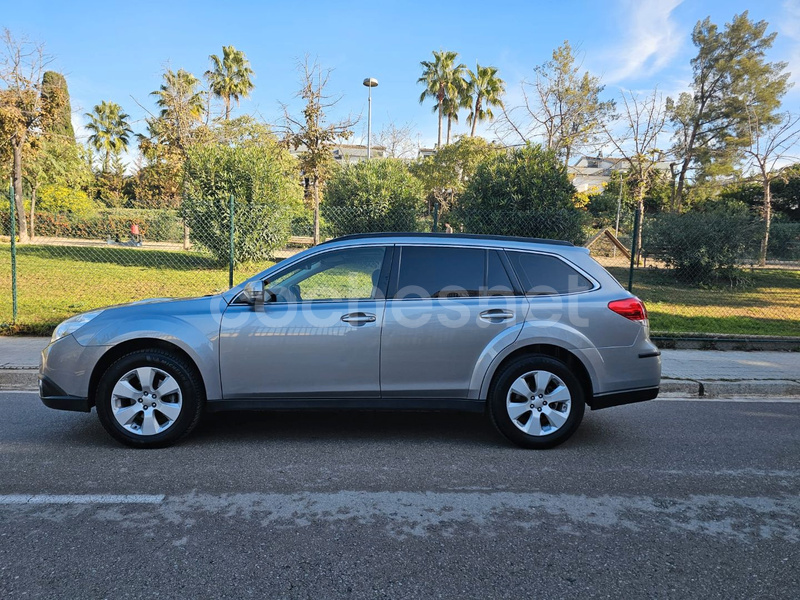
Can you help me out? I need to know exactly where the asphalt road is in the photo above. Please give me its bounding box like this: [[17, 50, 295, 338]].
[[0, 392, 798, 599]]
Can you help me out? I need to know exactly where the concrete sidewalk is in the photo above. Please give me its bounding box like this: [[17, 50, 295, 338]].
[[0, 336, 798, 396]]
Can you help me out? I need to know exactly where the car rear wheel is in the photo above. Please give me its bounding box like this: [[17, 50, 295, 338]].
[[95, 349, 204, 448], [488, 355, 585, 449]]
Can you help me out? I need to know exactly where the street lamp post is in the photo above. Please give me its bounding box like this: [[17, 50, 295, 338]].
[[363, 77, 378, 159]]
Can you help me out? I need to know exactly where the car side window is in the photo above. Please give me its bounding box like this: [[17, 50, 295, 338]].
[[394, 246, 515, 299], [487, 250, 516, 296], [267, 247, 387, 302], [506, 251, 593, 295]]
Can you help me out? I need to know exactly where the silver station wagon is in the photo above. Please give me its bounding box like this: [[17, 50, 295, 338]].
[[40, 233, 661, 449]]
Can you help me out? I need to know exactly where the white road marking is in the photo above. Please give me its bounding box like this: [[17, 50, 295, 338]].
[[0, 494, 164, 505], [2, 491, 796, 541]]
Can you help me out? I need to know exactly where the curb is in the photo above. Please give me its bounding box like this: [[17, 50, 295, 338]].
[[653, 334, 800, 352], [0, 369, 38, 391], [660, 378, 800, 398]]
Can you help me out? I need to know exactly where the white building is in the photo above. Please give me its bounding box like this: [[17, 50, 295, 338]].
[[568, 156, 673, 193]]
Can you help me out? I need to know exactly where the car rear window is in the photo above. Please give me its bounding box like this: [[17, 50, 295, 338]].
[[395, 247, 515, 298], [506, 251, 593, 295]]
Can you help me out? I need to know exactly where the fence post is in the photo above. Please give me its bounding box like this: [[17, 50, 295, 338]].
[[431, 203, 439, 233], [9, 182, 18, 324], [228, 195, 235, 289], [628, 206, 640, 293]]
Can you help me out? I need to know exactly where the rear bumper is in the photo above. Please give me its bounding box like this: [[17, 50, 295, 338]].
[[39, 376, 91, 413], [589, 386, 659, 410]]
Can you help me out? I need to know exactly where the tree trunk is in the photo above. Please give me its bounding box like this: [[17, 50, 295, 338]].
[[672, 119, 701, 212], [437, 99, 443, 148], [183, 220, 191, 250], [30, 186, 37, 240], [446, 115, 452, 145], [470, 96, 481, 137], [11, 138, 29, 243], [759, 178, 772, 267], [224, 96, 231, 120], [673, 157, 690, 212], [635, 185, 645, 264], [312, 175, 320, 245]]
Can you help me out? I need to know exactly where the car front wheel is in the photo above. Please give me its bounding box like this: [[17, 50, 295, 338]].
[[95, 349, 204, 448], [489, 355, 585, 449]]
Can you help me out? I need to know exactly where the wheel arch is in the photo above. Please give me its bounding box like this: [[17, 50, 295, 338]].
[[480, 343, 595, 407], [88, 338, 207, 409]]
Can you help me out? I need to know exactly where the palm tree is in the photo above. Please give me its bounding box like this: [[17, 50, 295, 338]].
[[205, 45, 255, 120], [442, 84, 471, 144], [85, 101, 133, 173], [150, 68, 206, 150], [466, 64, 505, 137], [418, 50, 467, 147]]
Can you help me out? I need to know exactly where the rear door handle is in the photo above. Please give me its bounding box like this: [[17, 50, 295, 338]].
[[479, 309, 514, 322], [341, 312, 377, 324]]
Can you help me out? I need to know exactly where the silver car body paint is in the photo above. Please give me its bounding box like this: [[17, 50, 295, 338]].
[[40, 234, 661, 413]]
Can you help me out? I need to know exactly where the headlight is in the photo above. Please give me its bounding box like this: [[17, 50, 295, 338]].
[[51, 310, 104, 343]]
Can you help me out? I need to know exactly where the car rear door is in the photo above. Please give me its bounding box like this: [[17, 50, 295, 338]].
[[379, 245, 528, 400]]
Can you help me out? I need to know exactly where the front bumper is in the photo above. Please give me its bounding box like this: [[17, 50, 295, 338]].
[[39, 375, 91, 412], [39, 334, 107, 412]]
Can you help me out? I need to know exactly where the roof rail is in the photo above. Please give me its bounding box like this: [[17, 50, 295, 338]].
[[320, 232, 574, 247]]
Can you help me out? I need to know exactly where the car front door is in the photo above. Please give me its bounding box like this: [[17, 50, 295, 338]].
[[380, 245, 529, 400], [220, 245, 391, 401]]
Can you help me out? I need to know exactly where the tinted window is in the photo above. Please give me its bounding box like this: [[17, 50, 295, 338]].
[[507, 251, 593, 295], [268, 247, 386, 301], [396, 247, 484, 298], [487, 250, 515, 296]]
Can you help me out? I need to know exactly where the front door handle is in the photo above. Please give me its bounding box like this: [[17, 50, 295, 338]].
[[479, 309, 514, 322], [341, 312, 377, 324]]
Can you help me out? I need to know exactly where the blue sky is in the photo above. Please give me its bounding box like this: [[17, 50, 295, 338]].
[[6, 0, 800, 154]]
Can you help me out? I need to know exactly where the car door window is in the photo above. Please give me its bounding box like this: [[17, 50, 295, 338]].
[[506, 251, 593, 295], [487, 250, 516, 296], [268, 247, 387, 301], [394, 246, 515, 298]]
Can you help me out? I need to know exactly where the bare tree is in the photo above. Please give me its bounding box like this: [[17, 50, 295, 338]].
[[495, 41, 614, 167], [0, 29, 52, 243], [740, 109, 800, 266], [282, 57, 357, 244], [602, 89, 668, 257], [375, 121, 417, 159]]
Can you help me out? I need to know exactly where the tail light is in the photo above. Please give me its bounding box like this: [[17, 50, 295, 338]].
[[608, 298, 648, 323]]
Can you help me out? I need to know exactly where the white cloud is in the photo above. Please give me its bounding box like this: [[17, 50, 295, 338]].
[[601, 0, 684, 84], [781, 0, 800, 89]]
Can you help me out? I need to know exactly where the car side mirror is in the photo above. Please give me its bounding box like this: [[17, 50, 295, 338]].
[[242, 280, 265, 306]]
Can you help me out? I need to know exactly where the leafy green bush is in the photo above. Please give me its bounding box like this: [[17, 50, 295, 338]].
[[182, 142, 303, 263], [768, 222, 800, 260], [27, 209, 183, 242], [323, 159, 427, 235], [455, 144, 586, 244], [37, 185, 96, 219], [646, 212, 759, 283]]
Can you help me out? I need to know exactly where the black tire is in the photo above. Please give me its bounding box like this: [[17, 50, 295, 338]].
[[95, 349, 205, 448], [488, 355, 585, 449]]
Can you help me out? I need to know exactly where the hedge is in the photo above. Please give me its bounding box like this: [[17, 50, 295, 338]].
[[0, 209, 184, 242]]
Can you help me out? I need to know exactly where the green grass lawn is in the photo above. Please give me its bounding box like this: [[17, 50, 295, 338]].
[[2, 243, 799, 337], [0, 244, 273, 335], [606, 266, 800, 337]]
